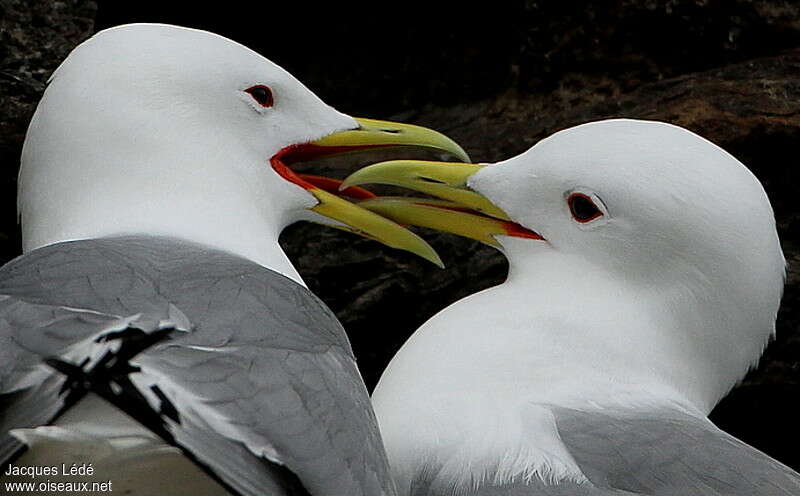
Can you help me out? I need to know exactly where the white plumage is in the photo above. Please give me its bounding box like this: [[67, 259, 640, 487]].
[[370, 120, 788, 495]]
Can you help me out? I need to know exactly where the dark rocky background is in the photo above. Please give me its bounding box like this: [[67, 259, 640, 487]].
[[2, 0, 799, 470]]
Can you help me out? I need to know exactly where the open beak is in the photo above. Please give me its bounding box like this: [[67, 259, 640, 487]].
[[270, 118, 471, 267], [340, 159, 543, 246]]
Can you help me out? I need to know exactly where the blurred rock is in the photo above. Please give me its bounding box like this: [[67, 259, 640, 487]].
[[514, 1, 800, 92], [0, 0, 96, 261]]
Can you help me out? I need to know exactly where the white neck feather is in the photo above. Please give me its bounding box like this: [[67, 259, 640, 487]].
[[372, 237, 770, 494]]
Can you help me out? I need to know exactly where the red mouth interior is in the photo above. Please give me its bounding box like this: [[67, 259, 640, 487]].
[[270, 144, 377, 201]]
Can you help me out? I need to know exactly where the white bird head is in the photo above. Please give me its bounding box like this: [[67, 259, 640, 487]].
[[350, 119, 785, 411], [469, 120, 785, 289], [19, 23, 468, 282]]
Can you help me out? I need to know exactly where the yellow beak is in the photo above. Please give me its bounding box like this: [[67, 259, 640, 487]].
[[340, 160, 508, 219], [309, 188, 444, 267], [312, 118, 470, 162], [271, 119, 472, 266], [339, 160, 543, 246]]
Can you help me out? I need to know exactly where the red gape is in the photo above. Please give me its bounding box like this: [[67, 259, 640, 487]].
[[270, 147, 374, 201]]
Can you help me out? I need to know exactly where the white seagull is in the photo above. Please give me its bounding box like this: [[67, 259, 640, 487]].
[[343, 119, 798, 495], [0, 23, 468, 496]]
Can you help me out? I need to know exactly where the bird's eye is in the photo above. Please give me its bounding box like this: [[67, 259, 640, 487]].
[[245, 85, 274, 108], [567, 193, 603, 223]]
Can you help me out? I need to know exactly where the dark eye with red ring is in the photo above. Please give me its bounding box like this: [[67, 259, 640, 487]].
[[568, 193, 603, 223], [245, 85, 274, 108]]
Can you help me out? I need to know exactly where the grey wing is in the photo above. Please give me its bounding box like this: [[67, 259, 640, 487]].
[[137, 241, 393, 496], [0, 270, 166, 466], [553, 406, 800, 496], [410, 404, 800, 496], [458, 484, 633, 496], [0, 237, 394, 496], [409, 474, 636, 496]]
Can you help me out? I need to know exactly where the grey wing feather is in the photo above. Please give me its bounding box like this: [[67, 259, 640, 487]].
[[0, 376, 62, 463], [553, 406, 800, 496], [410, 405, 800, 496], [0, 236, 394, 496], [409, 475, 636, 496], [0, 293, 135, 464]]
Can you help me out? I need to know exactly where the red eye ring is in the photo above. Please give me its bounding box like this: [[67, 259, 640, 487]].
[[245, 85, 274, 108], [567, 192, 603, 223]]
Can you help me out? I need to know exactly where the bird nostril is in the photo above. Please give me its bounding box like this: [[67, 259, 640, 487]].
[[418, 176, 447, 184]]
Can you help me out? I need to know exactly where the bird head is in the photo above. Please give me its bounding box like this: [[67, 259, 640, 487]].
[[19, 23, 468, 273], [347, 119, 786, 409]]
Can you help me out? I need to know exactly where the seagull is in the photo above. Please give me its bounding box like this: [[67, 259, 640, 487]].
[[342, 119, 799, 495], [0, 23, 468, 496]]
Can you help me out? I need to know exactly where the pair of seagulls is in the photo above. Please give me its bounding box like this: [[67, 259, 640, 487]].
[[0, 23, 796, 496]]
